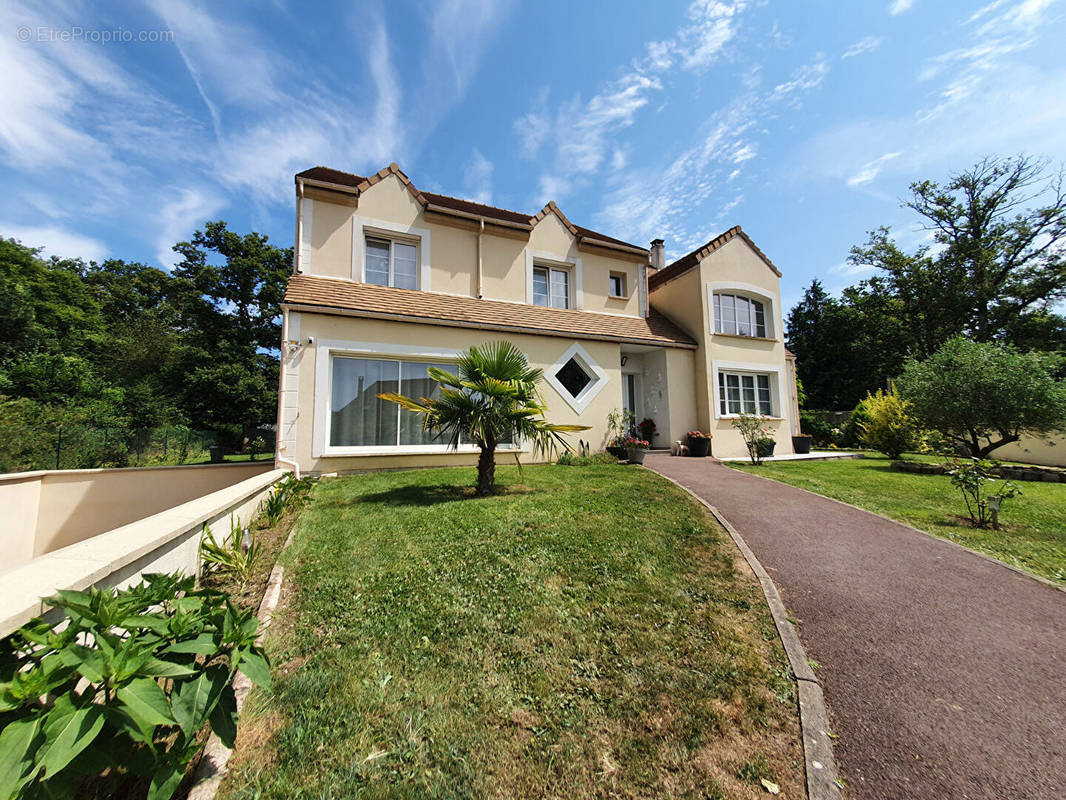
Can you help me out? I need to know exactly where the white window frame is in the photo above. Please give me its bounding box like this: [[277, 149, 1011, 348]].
[[525, 249, 583, 309], [313, 339, 524, 457], [532, 264, 571, 309], [711, 361, 785, 420], [544, 342, 609, 414], [363, 235, 419, 290], [351, 215, 431, 290], [608, 271, 628, 299], [706, 281, 776, 340]]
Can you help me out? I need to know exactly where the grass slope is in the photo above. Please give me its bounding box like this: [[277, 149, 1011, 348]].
[[221, 464, 803, 799], [730, 454, 1066, 584]]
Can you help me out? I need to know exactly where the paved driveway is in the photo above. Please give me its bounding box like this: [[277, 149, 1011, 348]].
[[646, 454, 1066, 800]]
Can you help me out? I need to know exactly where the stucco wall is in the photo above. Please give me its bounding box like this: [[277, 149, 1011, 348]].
[[282, 311, 654, 474], [994, 433, 1065, 467], [0, 469, 285, 639], [0, 462, 274, 571], [304, 174, 645, 314]]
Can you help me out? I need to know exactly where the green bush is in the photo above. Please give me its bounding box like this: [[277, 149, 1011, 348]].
[[556, 451, 617, 466], [0, 573, 270, 800], [946, 457, 1021, 529], [857, 386, 919, 459], [799, 411, 834, 447]]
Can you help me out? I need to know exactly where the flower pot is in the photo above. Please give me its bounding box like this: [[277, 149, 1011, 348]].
[[687, 436, 712, 458], [627, 447, 647, 464], [607, 445, 628, 460], [208, 445, 225, 464], [756, 440, 776, 458], [791, 435, 812, 455]]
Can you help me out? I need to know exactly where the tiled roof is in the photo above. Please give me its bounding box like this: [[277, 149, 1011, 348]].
[[648, 226, 782, 290], [295, 164, 645, 253], [284, 274, 697, 349]]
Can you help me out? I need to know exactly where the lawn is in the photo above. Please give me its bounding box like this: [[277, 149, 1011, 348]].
[[220, 464, 803, 799], [729, 454, 1066, 584]]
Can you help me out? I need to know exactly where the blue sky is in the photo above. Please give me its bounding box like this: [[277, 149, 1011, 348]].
[[3, 0, 1065, 312]]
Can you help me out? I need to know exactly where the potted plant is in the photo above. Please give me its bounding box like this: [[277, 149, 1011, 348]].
[[637, 418, 657, 444], [605, 408, 636, 460], [756, 436, 776, 458], [685, 430, 712, 457], [624, 434, 650, 464], [791, 433, 812, 454]]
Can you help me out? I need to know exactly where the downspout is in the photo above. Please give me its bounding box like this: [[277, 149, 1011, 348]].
[[476, 217, 484, 299], [294, 181, 305, 273], [274, 304, 301, 479]]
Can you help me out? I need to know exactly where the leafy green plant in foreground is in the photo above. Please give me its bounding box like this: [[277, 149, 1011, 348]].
[[0, 573, 270, 800]]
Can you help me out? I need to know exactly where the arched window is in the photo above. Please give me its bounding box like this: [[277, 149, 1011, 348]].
[[713, 293, 766, 338]]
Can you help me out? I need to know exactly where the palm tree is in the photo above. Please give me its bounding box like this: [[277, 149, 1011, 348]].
[[378, 341, 588, 495]]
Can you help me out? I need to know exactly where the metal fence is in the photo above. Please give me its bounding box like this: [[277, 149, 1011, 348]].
[[0, 424, 277, 473]]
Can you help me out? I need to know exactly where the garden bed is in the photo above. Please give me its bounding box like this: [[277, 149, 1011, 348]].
[[891, 458, 1066, 483], [219, 465, 804, 799]]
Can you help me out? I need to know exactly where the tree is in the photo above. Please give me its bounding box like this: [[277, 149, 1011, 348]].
[[897, 337, 1066, 457], [850, 155, 1066, 351], [378, 341, 588, 495]]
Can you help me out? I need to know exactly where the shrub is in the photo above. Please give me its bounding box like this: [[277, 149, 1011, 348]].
[[556, 452, 617, 466], [857, 386, 920, 459], [0, 573, 269, 800], [799, 411, 834, 447], [200, 519, 262, 591], [733, 413, 775, 465], [946, 458, 1021, 529]]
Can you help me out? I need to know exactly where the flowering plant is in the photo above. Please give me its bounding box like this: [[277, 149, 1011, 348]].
[[622, 434, 650, 450], [686, 430, 712, 439], [637, 418, 657, 441]]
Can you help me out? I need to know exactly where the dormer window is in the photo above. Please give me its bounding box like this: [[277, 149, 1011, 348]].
[[366, 236, 417, 290], [608, 271, 627, 298], [533, 265, 570, 309], [714, 293, 766, 338]]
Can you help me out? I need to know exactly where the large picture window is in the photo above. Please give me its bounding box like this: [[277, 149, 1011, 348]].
[[713, 293, 766, 338], [718, 371, 773, 416], [365, 236, 418, 289], [330, 356, 513, 449]]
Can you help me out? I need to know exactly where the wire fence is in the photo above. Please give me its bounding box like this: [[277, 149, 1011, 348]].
[[0, 424, 277, 474]]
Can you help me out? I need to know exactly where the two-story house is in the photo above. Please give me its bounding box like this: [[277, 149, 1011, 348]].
[[275, 163, 800, 475]]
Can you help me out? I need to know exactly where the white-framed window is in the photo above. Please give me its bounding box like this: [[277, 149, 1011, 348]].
[[533, 265, 570, 309], [718, 371, 773, 416], [365, 235, 418, 290], [544, 342, 609, 413], [609, 272, 627, 298], [713, 293, 766, 338], [329, 354, 513, 449]]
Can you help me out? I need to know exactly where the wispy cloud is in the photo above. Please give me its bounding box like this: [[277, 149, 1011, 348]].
[[769, 56, 830, 104], [889, 0, 915, 15], [463, 149, 493, 205], [155, 187, 225, 268], [2, 222, 109, 262], [847, 152, 902, 186], [842, 36, 883, 59]]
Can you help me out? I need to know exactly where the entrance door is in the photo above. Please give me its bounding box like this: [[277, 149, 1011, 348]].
[[622, 373, 639, 422]]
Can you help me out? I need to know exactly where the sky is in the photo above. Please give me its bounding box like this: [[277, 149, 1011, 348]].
[[2, 0, 1065, 313]]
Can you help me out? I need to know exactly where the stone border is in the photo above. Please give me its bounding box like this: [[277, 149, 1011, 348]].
[[732, 465, 1066, 595], [651, 469, 843, 800], [186, 523, 298, 800]]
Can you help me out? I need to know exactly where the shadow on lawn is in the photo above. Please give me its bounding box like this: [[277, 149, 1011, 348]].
[[351, 483, 537, 507]]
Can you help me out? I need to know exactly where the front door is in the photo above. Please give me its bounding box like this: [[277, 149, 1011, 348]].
[[622, 373, 639, 422]]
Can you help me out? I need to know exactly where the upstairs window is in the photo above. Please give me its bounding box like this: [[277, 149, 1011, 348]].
[[533, 266, 570, 309], [366, 236, 417, 290], [714, 293, 766, 338], [608, 272, 627, 298]]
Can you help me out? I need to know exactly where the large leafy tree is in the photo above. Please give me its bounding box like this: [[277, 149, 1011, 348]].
[[898, 336, 1066, 457], [379, 341, 588, 495]]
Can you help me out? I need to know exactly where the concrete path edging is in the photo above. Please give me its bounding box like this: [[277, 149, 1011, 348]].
[[186, 524, 298, 800], [650, 468, 843, 800]]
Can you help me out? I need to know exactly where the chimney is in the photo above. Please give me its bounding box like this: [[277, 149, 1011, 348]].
[[649, 238, 665, 272]]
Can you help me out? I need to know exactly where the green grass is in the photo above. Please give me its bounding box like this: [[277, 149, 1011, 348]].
[[729, 454, 1066, 584], [221, 465, 803, 799]]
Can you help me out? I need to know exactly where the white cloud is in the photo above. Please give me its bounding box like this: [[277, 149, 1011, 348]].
[[463, 149, 493, 205], [842, 36, 883, 59], [889, 0, 915, 15], [1, 223, 108, 262], [847, 151, 902, 186], [770, 56, 830, 104], [155, 187, 226, 268]]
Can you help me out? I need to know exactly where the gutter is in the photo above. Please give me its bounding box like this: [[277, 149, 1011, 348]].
[[476, 218, 484, 299], [294, 182, 304, 274], [296, 176, 360, 195], [424, 202, 533, 232]]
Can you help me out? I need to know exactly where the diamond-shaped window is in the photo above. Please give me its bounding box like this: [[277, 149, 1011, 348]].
[[555, 357, 592, 398]]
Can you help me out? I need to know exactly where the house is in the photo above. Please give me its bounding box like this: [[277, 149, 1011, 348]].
[[275, 163, 800, 475]]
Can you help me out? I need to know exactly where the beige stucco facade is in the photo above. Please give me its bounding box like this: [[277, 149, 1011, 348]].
[[278, 165, 799, 473]]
